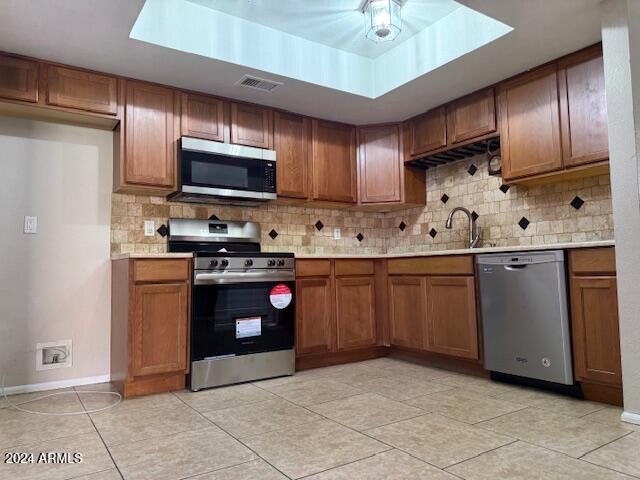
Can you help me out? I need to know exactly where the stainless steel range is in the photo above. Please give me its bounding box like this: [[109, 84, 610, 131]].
[[168, 218, 295, 391]]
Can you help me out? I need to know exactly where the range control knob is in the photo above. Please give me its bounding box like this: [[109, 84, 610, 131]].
[[209, 259, 218, 267], [220, 259, 229, 267], [267, 259, 276, 267], [277, 259, 285, 266], [244, 259, 253, 267]]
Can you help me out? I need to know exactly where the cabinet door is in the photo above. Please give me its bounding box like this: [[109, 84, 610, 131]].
[[274, 112, 310, 199], [426, 276, 478, 359], [559, 47, 608, 167], [410, 106, 446, 156], [312, 119, 357, 203], [123, 80, 176, 189], [132, 283, 189, 377], [296, 277, 335, 354], [447, 88, 496, 144], [570, 276, 621, 385], [498, 65, 562, 180], [358, 124, 401, 203], [388, 276, 426, 349], [231, 102, 273, 148], [46, 66, 117, 115], [336, 276, 376, 350], [181, 93, 225, 142], [0, 55, 38, 102]]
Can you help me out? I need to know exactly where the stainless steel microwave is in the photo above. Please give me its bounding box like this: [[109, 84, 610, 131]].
[[168, 137, 277, 205]]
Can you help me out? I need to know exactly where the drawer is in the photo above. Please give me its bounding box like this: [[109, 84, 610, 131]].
[[133, 259, 190, 283], [296, 259, 331, 277], [388, 255, 474, 275], [335, 259, 374, 276], [570, 247, 616, 275]]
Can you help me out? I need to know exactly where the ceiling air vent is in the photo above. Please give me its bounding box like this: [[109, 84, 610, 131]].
[[236, 75, 282, 92]]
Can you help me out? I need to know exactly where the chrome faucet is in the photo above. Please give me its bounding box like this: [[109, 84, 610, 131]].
[[445, 207, 480, 248]]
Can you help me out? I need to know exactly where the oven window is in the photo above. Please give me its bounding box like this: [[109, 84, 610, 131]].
[[192, 160, 249, 189]]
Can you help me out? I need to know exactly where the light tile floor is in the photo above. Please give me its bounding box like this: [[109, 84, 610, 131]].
[[0, 357, 638, 479]]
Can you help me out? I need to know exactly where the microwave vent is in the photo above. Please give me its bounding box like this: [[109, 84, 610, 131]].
[[236, 75, 282, 92]]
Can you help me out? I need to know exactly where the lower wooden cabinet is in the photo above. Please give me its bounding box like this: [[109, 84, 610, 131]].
[[336, 276, 376, 350], [388, 276, 426, 350], [111, 258, 191, 398], [569, 248, 621, 387], [426, 276, 479, 360], [295, 277, 334, 355]]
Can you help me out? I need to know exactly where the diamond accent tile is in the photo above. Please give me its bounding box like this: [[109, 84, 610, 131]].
[[315, 220, 324, 231], [156, 224, 168, 237], [269, 229, 278, 239], [518, 217, 530, 230], [429, 228, 438, 238], [570, 196, 585, 210], [398, 221, 406, 231], [440, 194, 449, 204], [499, 184, 511, 194], [471, 211, 479, 222], [356, 233, 364, 242], [467, 164, 478, 176], [208, 214, 220, 220]]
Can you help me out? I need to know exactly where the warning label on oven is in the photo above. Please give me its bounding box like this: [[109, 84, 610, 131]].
[[236, 317, 262, 338], [269, 284, 292, 309]]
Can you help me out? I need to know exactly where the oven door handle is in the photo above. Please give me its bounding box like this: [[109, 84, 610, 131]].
[[194, 271, 295, 285]]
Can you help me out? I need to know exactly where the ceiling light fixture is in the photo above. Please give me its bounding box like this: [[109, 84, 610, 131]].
[[363, 0, 403, 43]]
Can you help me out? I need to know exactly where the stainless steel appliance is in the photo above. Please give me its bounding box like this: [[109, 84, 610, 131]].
[[168, 137, 277, 205], [476, 251, 573, 385], [168, 218, 295, 391]]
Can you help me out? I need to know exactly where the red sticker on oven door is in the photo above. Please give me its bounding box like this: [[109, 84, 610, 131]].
[[270, 284, 292, 309]]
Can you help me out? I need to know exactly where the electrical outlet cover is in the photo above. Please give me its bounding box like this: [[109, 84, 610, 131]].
[[36, 340, 72, 371], [144, 220, 155, 236], [24, 215, 37, 234], [333, 228, 341, 240]]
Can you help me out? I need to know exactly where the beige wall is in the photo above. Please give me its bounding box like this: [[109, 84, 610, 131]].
[[0, 117, 112, 389], [112, 154, 613, 256]]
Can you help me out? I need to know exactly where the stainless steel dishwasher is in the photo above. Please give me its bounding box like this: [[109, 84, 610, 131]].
[[476, 251, 573, 385]]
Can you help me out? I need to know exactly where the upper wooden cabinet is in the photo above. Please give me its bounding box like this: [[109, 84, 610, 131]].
[[230, 102, 273, 149], [45, 66, 117, 115], [447, 88, 496, 145], [311, 119, 357, 203], [425, 276, 478, 359], [498, 65, 563, 181], [335, 276, 377, 350], [274, 112, 311, 199], [181, 93, 225, 142], [115, 80, 178, 193], [358, 124, 401, 203], [559, 46, 608, 167], [388, 276, 426, 349], [410, 106, 447, 156], [0, 54, 39, 103]]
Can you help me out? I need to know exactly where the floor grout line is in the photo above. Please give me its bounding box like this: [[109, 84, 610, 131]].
[[577, 429, 635, 458], [442, 438, 520, 472]]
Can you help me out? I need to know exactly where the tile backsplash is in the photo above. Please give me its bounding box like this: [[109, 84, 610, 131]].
[[111, 154, 614, 256]]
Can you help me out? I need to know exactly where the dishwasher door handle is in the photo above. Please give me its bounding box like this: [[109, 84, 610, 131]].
[[504, 264, 528, 271]]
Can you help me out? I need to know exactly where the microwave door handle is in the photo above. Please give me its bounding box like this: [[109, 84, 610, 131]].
[[194, 271, 295, 285]]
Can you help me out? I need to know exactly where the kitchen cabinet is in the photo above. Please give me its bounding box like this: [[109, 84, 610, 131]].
[[358, 124, 401, 203], [569, 248, 621, 387], [498, 65, 563, 181], [335, 277, 376, 350], [447, 88, 496, 145], [409, 106, 447, 156], [274, 112, 311, 199], [296, 276, 335, 355], [111, 258, 191, 398], [388, 276, 426, 349], [180, 92, 225, 142], [114, 80, 179, 194], [426, 276, 478, 359], [559, 45, 608, 167], [0, 54, 39, 103], [45, 65, 118, 115], [230, 102, 273, 149], [312, 119, 357, 203]]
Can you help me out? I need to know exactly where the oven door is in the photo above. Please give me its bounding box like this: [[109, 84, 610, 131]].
[[191, 276, 295, 361]]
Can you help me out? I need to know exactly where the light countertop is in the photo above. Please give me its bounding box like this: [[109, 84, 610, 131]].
[[111, 252, 193, 260]]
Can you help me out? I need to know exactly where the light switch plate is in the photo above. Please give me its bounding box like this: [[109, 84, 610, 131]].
[[333, 228, 341, 240], [24, 215, 37, 234], [144, 220, 155, 237]]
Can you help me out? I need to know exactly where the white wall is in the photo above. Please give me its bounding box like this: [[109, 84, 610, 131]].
[[601, 0, 640, 421], [0, 117, 112, 389]]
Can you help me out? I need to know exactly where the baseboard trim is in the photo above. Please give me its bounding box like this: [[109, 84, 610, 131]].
[[621, 411, 640, 426], [296, 346, 388, 370], [1, 374, 111, 396]]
